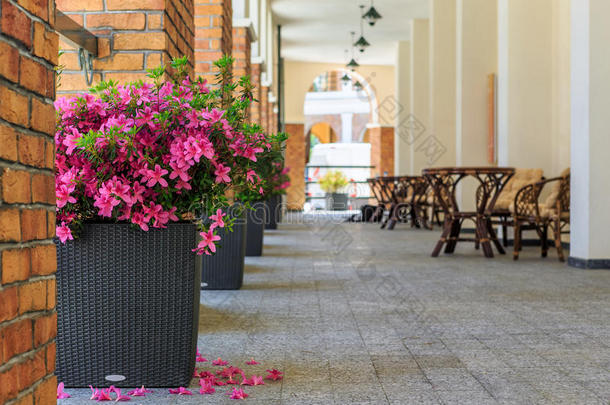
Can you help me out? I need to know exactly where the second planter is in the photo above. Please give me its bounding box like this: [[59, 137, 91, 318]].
[[200, 205, 247, 290], [246, 202, 266, 256]]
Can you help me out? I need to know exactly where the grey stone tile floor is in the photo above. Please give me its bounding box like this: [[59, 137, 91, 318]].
[[59, 222, 610, 404]]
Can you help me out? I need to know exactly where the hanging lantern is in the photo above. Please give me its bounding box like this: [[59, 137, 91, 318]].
[[354, 81, 363, 91], [346, 58, 359, 71], [341, 73, 351, 84], [363, 3, 382, 26], [354, 36, 370, 53]]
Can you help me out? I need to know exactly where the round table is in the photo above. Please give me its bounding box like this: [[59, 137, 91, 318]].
[[422, 167, 515, 258]]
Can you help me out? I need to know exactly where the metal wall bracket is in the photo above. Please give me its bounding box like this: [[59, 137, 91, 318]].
[[55, 10, 98, 85]]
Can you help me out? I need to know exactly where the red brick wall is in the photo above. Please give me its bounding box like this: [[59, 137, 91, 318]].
[[284, 123, 305, 210], [260, 85, 269, 132], [232, 26, 250, 118], [56, 0, 194, 95], [251, 63, 262, 126], [194, 0, 232, 84], [0, 1, 58, 404]]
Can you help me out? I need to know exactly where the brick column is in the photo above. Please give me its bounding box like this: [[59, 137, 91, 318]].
[[369, 126, 395, 177], [0, 1, 58, 404], [284, 123, 305, 210], [260, 85, 269, 132], [232, 25, 251, 118], [251, 63, 262, 126], [194, 0, 232, 84], [56, 0, 195, 95]]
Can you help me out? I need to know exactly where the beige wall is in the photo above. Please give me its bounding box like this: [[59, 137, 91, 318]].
[[283, 60, 395, 124], [395, 41, 411, 175], [430, 0, 457, 168]]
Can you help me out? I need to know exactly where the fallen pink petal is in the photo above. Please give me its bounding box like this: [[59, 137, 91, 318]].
[[199, 379, 216, 395], [245, 358, 260, 365], [127, 386, 152, 397], [57, 382, 71, 399], [196, 355, 208, 362], [265, 369, 284, 381], [227, 387, 249, 400], [168, 387, 193, 395], [212, 357, 229, 366]]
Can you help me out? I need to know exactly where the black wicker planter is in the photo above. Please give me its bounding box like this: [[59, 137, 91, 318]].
[[200, 206, 247, 290], [245, 202, 266, 256], [264, 195, 282, 230], [56, 223, 200, 388]]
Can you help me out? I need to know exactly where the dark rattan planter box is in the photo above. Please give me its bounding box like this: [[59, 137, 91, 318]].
[[201, 206, 247, 290], [245, 202, 266, 256], [56, 223, 201, 388], [265, 194, 282, 230]]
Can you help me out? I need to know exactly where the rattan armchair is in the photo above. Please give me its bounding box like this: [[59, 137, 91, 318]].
[[511, 170, 570, 261]]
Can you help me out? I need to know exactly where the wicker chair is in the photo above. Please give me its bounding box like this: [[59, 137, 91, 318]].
[[367, 177, 387, 223], [476, 168, 544, 246], [511, 169, 570, 261]]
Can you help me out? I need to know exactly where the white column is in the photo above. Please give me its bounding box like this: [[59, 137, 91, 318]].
[[341, 113, 353, 143], [497, 0, 558, 176], [429, 0, 456, 168], [394, 41, 411, 175], [409, 19, 429, 174], [569, 0, 610, 267]]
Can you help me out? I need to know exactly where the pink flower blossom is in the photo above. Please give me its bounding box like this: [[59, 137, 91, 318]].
[[56, 184, 76, 208], [108, 386, 131, 401], [57, 382, 71, 399], [245, 358, 260, 365], [89, 386, 112, 401], [127, 386, 153, 397], [227, 387, 249, 400], [209, 209, 226, 229], [56, 222, 74, 243], [168, 387, 192, 395], [241, 375, 264, 386], [194, 230, 221, 255], [199, 380, 215, 395], [145, 164, 169, 188], [212, 357, 229, 366], [94, 194, 120, 217], [196, 355, 208, 362], [265, 369, 283, 381], [246, 170, 259, 184], [214, 164, 231, 184]]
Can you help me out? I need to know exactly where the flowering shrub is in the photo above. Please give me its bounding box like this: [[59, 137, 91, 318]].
[[55, 56, 271, 254], [235, 131, 288, 203]]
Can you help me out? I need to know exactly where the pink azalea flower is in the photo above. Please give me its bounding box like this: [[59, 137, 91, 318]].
[[203, 375, 226, 386], [199, 380, 215, 395], [194, 230, 221, 255], [212, 357, 229, 366], [214, 164, 231, 184], [145, 164, 169, 188], [197, 370, 214, 378], [246, 170, 258, 184], [242, 375, 265, 386], [108, 386, 131, 401], [258, 186, 264, 195], [56, 185, 77, 208], [56, 222, 74, 243], [57, 382, 71, 399], [265, 369, 283, 381], [209, 209, 226, 229], [90, 386, 112, 401], [168, 387, 192, 395], [196, 355, 208, 362], [127, 386, 153, 397], [227, 387, 249, 400], [226, 377, 239, 385], [217, 366, 243, 378], [245, 358, 260, 365], [93, 194, 120, 217]]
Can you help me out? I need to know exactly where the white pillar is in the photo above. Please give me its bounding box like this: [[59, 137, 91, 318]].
[[394, 41, 411, 175], [409, 19, 429, 174], [497, 0, 560, 176], [341, 113, 353, 143], [429, 0, 456, 168], [569, 0, 610, 267]]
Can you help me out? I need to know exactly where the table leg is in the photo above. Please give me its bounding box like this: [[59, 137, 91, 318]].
[[476, 217, 494, 258], [431, 219, 453, 257], [444, 219, 462, 254], [486, 218, 506, 254]]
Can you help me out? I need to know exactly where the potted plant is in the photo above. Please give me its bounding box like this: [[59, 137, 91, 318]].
[[199, 56, 275, 288], [319, 170, 349, 210], [236, 131, 287, 256], [264, 161, 290, 229], [54, 56, 266, 387]]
